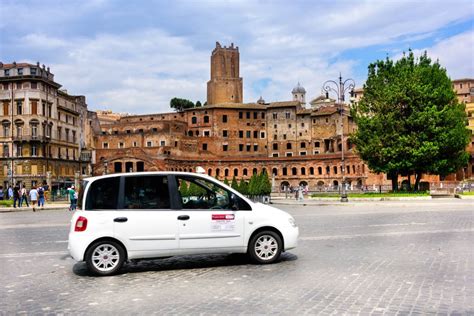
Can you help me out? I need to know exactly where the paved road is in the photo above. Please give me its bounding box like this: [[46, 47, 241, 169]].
[[0, 199, 473, 314]]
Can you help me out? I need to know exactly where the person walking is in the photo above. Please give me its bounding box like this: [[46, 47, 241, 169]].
[[8, 186, 13, 200], [20, 185, 30, 207], [69, 186, 77, 211], [13, 185, 20, 208], [0, 186, 4, 200], [29, 186, 39, 212], [37, 186, 45, 209]]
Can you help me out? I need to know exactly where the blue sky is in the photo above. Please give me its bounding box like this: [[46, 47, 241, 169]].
[[1, 0, 473, 114]]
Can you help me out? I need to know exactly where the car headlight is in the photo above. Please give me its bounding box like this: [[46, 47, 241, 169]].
[[288, 217, 297, 228]]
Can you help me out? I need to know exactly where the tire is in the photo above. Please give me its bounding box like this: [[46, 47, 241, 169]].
[[248, 230, 282, 264], [85, 240, 125, 276]]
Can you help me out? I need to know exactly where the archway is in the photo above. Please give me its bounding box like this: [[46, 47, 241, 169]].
[[280, 181, 290, 191]]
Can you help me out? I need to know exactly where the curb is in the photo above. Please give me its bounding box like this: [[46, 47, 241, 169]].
[[0, 205, 70, 213]]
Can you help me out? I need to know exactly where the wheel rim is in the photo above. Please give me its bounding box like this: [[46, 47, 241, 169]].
[[255, 235, 278, 261], [91, 244, 120, 272]]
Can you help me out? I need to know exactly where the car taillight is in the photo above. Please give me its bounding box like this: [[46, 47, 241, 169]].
[[74, 216, 88, 232]]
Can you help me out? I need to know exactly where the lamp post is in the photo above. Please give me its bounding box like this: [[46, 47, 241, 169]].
[[322, 73, 355, 202]]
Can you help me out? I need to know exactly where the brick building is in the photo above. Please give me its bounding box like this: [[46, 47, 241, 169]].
[[0, 62, 96, 192]]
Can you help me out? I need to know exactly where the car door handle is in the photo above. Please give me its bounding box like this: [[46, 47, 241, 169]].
[[114, 217, 128, 223], [177, 215, 190, 221]]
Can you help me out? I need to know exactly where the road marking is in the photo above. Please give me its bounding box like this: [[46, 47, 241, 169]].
[[0, 251, 69, 259], [299, 228, 474, 241], [0, 223, 69, 230]]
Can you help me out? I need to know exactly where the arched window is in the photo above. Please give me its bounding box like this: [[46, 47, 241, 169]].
[[333, 166, 338, 174], [191, 116, 197, 124], [208, 169, 212, 176], [292, 167, 297, 175], [243, 168, 248, 176], [272, 168, 278, 176], [225, 169, 229, 177], [253, 168, 258, 175], [326, 166, 330, 174], [282, 167, 287, 176], [188, 131, 193, 137], [318, 167, 322, 175], [233, 168, 238, 177], [309, 167, 314, 175], [216, 168, 220, 177], [301, 167, 306, 175]]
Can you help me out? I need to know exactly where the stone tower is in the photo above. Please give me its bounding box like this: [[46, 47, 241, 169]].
[[292, 82, 306, 104], [207, 42, 243, 105]]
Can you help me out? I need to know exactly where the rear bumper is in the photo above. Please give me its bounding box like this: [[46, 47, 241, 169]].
[[68, 232, 90, 262]]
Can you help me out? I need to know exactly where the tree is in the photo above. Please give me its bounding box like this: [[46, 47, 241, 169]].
[[223, 178, 230, 186], [238, 178, 248, 195], [351, 50, 470, 191], [179, 181, 189, 197], [259, 171, 272, 195], [195, 101, 202, 107], [231, 176, 239, 191], [170, 97, 195, 112]]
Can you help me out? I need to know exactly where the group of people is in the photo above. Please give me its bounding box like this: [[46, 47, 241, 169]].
[[0, 185, 46, 211]]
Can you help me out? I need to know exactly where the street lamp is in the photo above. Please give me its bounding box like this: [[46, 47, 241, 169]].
[[322, 73, 355, 202]]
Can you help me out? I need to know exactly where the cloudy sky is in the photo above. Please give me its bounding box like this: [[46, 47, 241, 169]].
[[1, 0, 473, 114]]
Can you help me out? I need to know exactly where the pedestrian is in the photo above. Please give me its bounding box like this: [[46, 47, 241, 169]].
[[298, 186, 304, 201], [0, 186, 3, 200], [37, 186, 45, 209], [8, 186, 13, 200], [69, 185, 77, 211], [20, 185, 30, 207], [29, 186, 38, 212], [13, 185, 20, 208]]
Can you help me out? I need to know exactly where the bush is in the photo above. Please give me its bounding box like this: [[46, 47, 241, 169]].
[[0, 200, 13, 207]]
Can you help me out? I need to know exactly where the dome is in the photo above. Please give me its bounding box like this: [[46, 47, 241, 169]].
[[292, 82, 306, 94], [257, 96, 265, 104]]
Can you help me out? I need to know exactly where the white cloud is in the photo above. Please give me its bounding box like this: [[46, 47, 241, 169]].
[[391, 30, 474, 79], [1, 0, 472, 114]]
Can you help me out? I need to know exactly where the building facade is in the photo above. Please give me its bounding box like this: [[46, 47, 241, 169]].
[[0, 62, 94, 191]]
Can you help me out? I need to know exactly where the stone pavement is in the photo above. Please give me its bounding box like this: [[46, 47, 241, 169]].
[[0, 202, 473, 314]]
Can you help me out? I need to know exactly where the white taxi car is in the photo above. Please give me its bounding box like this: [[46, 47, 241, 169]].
[[68, 172, 298, 276]]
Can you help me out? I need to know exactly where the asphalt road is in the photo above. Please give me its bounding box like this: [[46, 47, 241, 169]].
[[0, 199, 473, 314]]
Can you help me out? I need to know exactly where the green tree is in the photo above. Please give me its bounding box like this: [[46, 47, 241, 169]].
[[259, 171, 272, 195], [231, 176, 239, 191], [238, 178, 248, 195], [223, 178, 230, 186], [170, 97, 195, 112], [248, 173, 259, 196], [351, 50, 470, 191], [195, 101, 202, 107]]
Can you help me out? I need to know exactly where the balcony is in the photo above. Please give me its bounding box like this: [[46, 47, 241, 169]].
[[12, 134, 51, 142], [80, 150, 92, 162]]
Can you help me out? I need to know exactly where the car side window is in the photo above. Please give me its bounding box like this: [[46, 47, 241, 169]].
[[177, 176, 232, 210], [124, 176, 170, 209], [86, 177, 120, 210]]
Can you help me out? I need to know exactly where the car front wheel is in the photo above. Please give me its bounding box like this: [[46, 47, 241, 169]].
[[85, 240, 125, 276], [248, 231, 282, 264]]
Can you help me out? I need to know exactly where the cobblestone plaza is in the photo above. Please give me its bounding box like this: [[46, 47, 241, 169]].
[[1, 200, 473, 314]]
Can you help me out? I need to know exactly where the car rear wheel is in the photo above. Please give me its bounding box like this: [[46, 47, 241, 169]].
[[85, 240, 125, 276], [248, 231, 282, 264]]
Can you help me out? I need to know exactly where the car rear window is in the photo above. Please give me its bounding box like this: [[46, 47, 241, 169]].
[[85, 177, 120, 210]]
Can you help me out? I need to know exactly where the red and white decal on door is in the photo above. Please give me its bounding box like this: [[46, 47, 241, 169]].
[[211, 214, 235, 231], [212, 214, 235, 220]]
